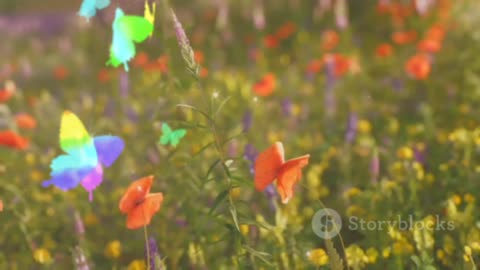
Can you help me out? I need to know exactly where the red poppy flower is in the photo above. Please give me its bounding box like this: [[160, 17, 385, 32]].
[[417, 39, 442, 53], [264, 35, 279, 49], [53, 66, 69, 80], [119, 175, 164, 229], [323, 53, 351, 78], [0, 88, 14, 103], [132, 52, 150, 67], [321, 30, 340, 51], [392, 30, 417, 45], [275, 21, 297, 40], [253, 73, 276, 97], [15, 113, 37, 129], [306, 59, 323, 74], [97, 68, 111, 83], [0, 130, 29, 150], [405, 54, 431, 80], [375, 43, 394, 58]]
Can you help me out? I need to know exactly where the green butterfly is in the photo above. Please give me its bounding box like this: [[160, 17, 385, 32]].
[[159, 123, 187, 147]]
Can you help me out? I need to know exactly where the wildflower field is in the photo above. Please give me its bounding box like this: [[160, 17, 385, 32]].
[[2, 0, 480, 269]]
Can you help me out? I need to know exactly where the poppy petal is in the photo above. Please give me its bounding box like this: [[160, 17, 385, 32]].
[[254, 142, 285, 191], [119, 175, 153, 213], [126, 193, 163, 229], [277, 155, 310, 204]]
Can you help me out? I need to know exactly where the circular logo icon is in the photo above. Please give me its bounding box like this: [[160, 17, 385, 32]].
[[312, 208, 342, 239]]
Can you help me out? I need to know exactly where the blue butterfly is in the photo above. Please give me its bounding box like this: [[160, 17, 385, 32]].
[[78, 0, 111, 20]]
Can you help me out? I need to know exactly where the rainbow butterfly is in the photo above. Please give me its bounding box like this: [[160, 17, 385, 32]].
[[42, 111, 124, 201], [106, 8, 154, 71], [159, 123, 186, 147], [78, 0, 111, 20]]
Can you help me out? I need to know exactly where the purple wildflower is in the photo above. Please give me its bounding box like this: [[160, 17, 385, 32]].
[[119, 71, 129, 98], [334, 0, 349, 30], [145, 236, 162, 270], [324, 56, 336, 118], [253, 0, 266, 30], [244, 144, 258, 175], [345, 113, 358, 143], [147, 148, 160, 165], [72, 246, 90, 270], [281, 98, 293, 117], [242, 110, 252, 132]]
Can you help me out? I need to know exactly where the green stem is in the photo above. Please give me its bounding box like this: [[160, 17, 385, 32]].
[[144, 224, 151, 270]]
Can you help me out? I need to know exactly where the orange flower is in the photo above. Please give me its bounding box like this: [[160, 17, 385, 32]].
[[306, 59, 323, 74], [0, 88, 14, 103], [254, 142, 310, 204], [376, 1, 391, 14], [0, 200, 3, 212], [194, 50, 205, 65], [417, 39, 442, 53], [405, 54, 431, 80], [264, 35, 279, 49], [375, 43, 394, 58], [323, 53, 351, 78], [119, 175, 164, 230], [321, 30, 339, 51], [15, 113, 37, 129], [0, 130, 29, 150], [132, 52, 149, 67], [426, 24, 446, 42], [392, 30, 417, 45], [97, 68, 111, 83], [144, 55, 169, 73], [53, 66, 69, 80], [253, 73, 276, 97], [275, 21, 297, 40], [199, 67, 209, 78]]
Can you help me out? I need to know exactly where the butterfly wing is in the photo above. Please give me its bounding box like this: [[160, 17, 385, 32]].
[[42, 155, 95, 190], [254, 142, 285, 191], [126, 193, 163, 229], [80, 164, 103, 201], [42, 111, 98, 192], [118, 15, 154, 43], [159, 123, 172, 145], [95, 0, 110, 9], [276, 155, 310, 204], [144, 1, 156, 25], [93, 135, 125, 167], [170, 129, 187, 147], [108, 9, 135, 71], [59, 111, 98, 166], [78, 0, 97, 19], [78, 0, 110, 19], [119, 175, 154, 214]]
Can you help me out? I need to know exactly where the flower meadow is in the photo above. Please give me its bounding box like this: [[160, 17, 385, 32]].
[[2, 0, 480, 269]]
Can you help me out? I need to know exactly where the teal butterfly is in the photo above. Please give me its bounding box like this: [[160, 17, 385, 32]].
[[159, 123, 186, 147], [78, 0, 110, 20]]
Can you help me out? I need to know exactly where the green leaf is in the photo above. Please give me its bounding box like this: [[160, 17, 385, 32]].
[[229, 205, 241, 232], [209, 189, 229, 215], [205, 159, 221, 180], [325, 239, 344, 270]]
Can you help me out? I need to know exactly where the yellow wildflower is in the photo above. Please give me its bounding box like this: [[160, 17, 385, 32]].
[[306, 248, 328, 266], [33, 248, 52, 264], [396, 146, 413, 160], [345, 244, 368, 269], [104, 240, 121, 259], [365, 248, 379, 264], [240, 224, 249, 236], [358, 119, 372, 134], [127, 259, 146, 270]]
